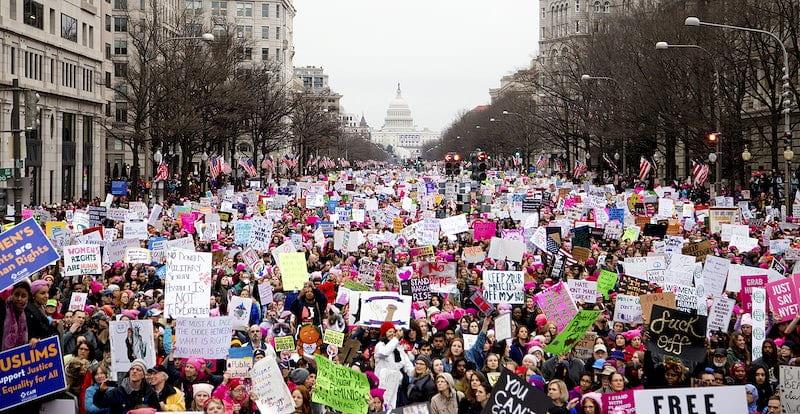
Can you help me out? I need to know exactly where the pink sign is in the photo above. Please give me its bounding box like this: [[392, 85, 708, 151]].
[[473, 221, 497, 241], [739, 274, 768, 313], [534, 282, 578, 331], [181, 212, 198, 234], [602, 390, 635, 414], [766, 278, 798, 322], [22, 209, 33, 220]]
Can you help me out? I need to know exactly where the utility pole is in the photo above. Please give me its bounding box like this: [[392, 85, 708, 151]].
[[10, 79, 21, 223]]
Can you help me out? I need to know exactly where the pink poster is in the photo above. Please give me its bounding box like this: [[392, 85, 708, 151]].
[[473, 221, 497, 241], [739, 275, 768, 313], [181, 212, 198, 234], [767, 277, 799, 322], [602, 390, 635, 414], [534, 281, 578, 331], [22, 209, 33, 220]]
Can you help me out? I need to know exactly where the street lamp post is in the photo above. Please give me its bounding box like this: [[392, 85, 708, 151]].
[[580, 75, 626, 175], [501, 110, 532, 171], [655, 41, 722, 193], [685, 16, 794, 211], [153, 149, 163, 203]]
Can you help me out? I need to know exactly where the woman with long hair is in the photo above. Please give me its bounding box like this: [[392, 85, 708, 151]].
[[0, 282, 39, 350], [546, 379, 579, 414], [431, 373, 463, 414], [83, 364, 110, 414], [191, 384, 214, 412], [291, 384, 312, 414], [443, 337, 466, 373], [727, 332, 751, 365]]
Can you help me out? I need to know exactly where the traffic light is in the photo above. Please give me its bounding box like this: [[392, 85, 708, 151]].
[[24, 90, 39, 130], [705, 132, 720, 147], [444, 152, 461, 176], [471, 151, 487, 181]]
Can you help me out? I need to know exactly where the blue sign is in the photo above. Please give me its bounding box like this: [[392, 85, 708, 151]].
[[317, 221, 334, 236], [0, 219, 60, 292], [0, 335, 66, 410], [528, 166, 536, 173], [229, 345, 254, 359], [608, 208, 625, 223], [110, 180, 128, 196], [326, 200, 339, 213]]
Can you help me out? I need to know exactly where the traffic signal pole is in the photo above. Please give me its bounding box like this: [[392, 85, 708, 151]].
[[11, 79, 21, 223]]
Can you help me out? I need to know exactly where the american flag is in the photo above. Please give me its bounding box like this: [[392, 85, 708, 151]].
[[220, 157, 231, 174], [639, 156, 652, 181], [573, 160, 588, 177], [544, 246, 578, 266], [154, 162, 169, 182], [603, 153, 618, 173], [282, 154, 298, 169], [209, 156, 221, 179], [555, 158, 565, 172], [238, 157, 258, 177], [536, 154, 548, 169], [692, 159, 709, 186], [261, 155, 275, 171]]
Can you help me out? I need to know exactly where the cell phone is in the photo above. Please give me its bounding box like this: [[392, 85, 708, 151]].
[[104, 380, 117, 387]]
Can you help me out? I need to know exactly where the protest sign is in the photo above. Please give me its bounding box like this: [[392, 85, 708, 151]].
[[104, 238, 139, 265], [420, 261, 456, 293], [597, 270, 618, 300], [483, 271, 524, 304], [313, 355, 370, 414], [480, 369, 553, 414], [573, 332, 598, 361], [646, 305, 707, 369], [278, 251, 309, 291], [234, 220, 254, 245], [173, 317, 233, 359], [110, 320, 156, 373], [614, 294, 643, 324], [494, 312, 512, 341], [400, 277, 431, 302], [701, 255, 731, 298], [567, 279, 599, 303], [752, 287, 767, 361], [662, 283, 701, 314], [356, 292, 412, 329], [164, 250, 212, 318], [228, 296, 253, 330], [463, 246, 486, 264], [739, 274, 768, 313], [473, 221, 497, 241], [534, 282, 578, 331], [249, 217, 274, 252], [708, 207, 741, 233], [706, 296, 735, 334], [0, 219, 60, 291], [227, 346, 254, 378], [63, 244, 102, 276], [251, 356, 295, 414], [545, 310, 602, 355], [633, 385, 747, 414], [639, 292, 676, 325], [68, 292, 88, 312], [765, 277, 799, 322], [623, 256, 666, 284], [274, 336, 295, 352], [439, 214, 469, 235], [780, 365, 800, 414], [487, 236, 526, 262], [323, 329, 345, 347], [602, 390, 636, 414], [123, 220, 148, 240], [124, 247, 152, 264], [0, 335, 66, 410], [682, 240, 713, 259], [618, 274, 648, 296]]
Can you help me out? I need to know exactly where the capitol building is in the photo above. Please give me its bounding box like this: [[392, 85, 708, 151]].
[[371, 84, 440, 159]]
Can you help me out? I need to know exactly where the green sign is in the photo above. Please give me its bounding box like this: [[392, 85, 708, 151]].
[[544, 310, 601, 355], [312, 355, 369, 414], [0, 168, 12, 181], [597, 270, 618, 300]]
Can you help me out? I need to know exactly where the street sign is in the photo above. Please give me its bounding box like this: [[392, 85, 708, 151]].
[[0, 168, 12, 181]]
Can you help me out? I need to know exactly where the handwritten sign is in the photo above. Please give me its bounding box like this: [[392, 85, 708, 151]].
[[646, 305, 707, 370], [165, 250, 212, 318], [534, 282, 578, 331], [567, 279, 599, 303], [313, 355, 370, 414], [278, 252, 309, 291], [544, 310, 601, 355], [483, 271, 524, 304], [251, 356, 295, 414], [63, 244, 102, 276], [766, 277, 799, 322], [173, 317, 233, 359], [480, 369, 553, 414]]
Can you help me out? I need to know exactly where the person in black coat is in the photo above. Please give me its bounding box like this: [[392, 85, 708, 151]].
[[289, 282, 328, 326], [407, 355, 437, 404], [93, 359, 160, 414]]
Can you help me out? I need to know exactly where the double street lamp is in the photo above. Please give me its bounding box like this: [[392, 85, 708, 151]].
[[685, 16, 794, 212]]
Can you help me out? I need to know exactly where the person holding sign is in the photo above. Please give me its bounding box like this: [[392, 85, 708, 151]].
[[0, 281, 41, 350]]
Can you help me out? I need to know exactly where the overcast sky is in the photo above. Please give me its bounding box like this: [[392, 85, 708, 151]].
[[293, 0, 539, 133]]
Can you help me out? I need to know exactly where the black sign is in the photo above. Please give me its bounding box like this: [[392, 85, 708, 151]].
[[646, 305, 707, 370], [619, 274, 650, 296], [87, 206, 107, 227], [572, 225, 590, 248], [522, 197, 540, 213], [550, 254, 565, 280], [481, 369, 553, 414], [643, 223, 668, 238], [400, 277, 431, 302]]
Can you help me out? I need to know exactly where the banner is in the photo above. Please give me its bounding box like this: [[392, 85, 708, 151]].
[[252, 356, 295, 414], [0, 218, 60, 291], [313, 355, 370, 414], [545, 310, 601, 355], [483, 271, 524, 304], [646, 305, 707, 369], [227, 346, 254, 378], [534, 282, 578, 331], [480, 369, 553, 414], [165, 250, 212, 318], [780, 365, 800, 414], [278, 252, 308, 291], [0, 335, 66, 410], [356, 292, 412, 329], [173, 317, 233, 359], [110, 320, 156, 373], [633, 385, 747, 414], [63, 244, 102, 276], [752, 287, 766, 361]]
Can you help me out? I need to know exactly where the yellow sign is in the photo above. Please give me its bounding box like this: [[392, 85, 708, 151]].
[[278, 252, 309, 291], [45, 221, 67, 238], [323, 330, 345, 347], [393, 217, 405, 233]]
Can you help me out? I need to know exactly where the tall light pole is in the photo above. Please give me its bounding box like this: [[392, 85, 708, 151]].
[[580, 75, 626, 175], [655, 41, 722, 192], [501, 110, 532, 171], [685, 16, 794, 212]]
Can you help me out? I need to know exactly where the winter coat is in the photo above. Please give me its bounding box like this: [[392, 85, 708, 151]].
[[92, 378, 160, 414]]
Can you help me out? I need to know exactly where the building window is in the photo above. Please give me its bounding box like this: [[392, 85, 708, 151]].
[[114, 17, 127, 32], [105, 71, 111, 87], [261, 47, 268, 61], [211, 1, 227, 16], [276, 48, 280, 61], [541, 7, 545, 18], [89, 26, 94, 48], [212, 26, 227, 39], [61, 62, 77, 88], [50, 59, 54, 83], [236, 2, 252, 17], [106, 101, 112, 117], [115, 102, 128, 123], [61, 14, 78, 42], [11, 48, 16, 75], [82, 67, 94, 92], [23, 50, 43, 81], [576, 20, 580, 33], [603, 1, 610, 12], [114, 39, 127, 55], [593, 1, 601, 12], [261, 3, 268, 17], [113, 0, 127, 10], [23, 0, 44, 29], [105, 43, 112, 58], [114, 62, 127, 77], [261, 26, 269, 39], [236, 25, 252, 38], [576, 0, 580, 12], [105, 14, 111, 31], [82, 23, 88, 45], [49, 8, 55, 33], [275, 27, 280, 40], [185, 0, 202, 13], [276, 4, 280, 18], [242, 47, 252, 60]]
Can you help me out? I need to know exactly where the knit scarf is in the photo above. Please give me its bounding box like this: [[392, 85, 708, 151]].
[[3, 302, 28, 351]]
